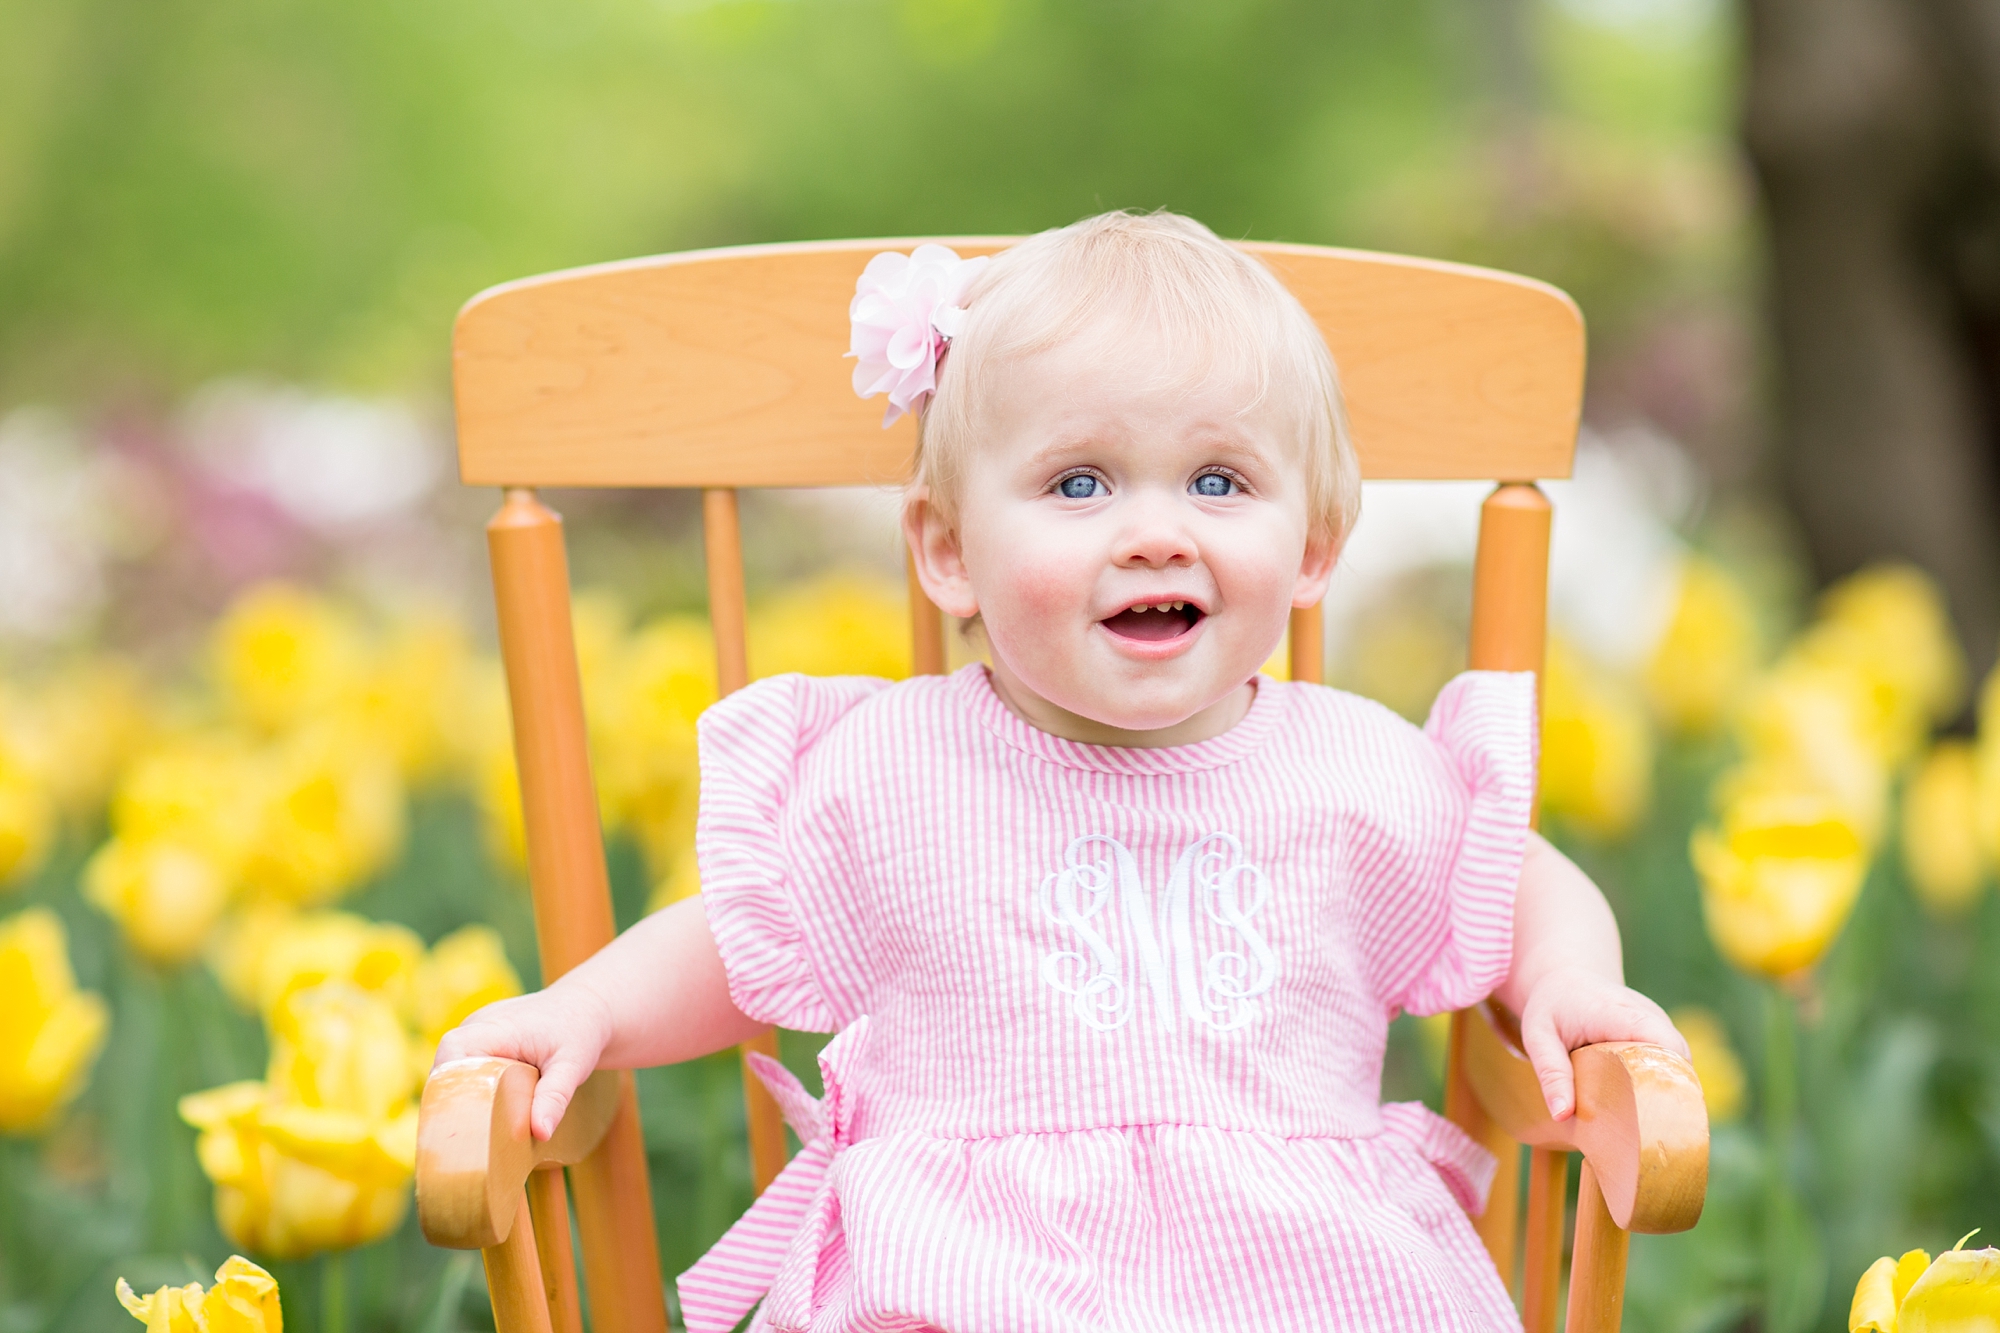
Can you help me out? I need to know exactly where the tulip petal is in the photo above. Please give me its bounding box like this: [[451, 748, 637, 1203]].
[[1898, 1246, 2000, 1332], [180, 1082, 269, 1131], [1853, 1254, 1903, 1331], [1895, 1250, 1934, 1309]]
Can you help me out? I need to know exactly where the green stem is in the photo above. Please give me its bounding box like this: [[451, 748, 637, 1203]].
[[0, 1137, 17, 1300], [1763, 982, 1801, 1332], [1763, 983, 1799, 1155], [322, 1250, 349, 1333]]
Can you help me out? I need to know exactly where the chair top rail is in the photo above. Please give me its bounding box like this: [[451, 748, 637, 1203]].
[[454, 238, 1583, 490], [1460, 1001, 1708, 1234]]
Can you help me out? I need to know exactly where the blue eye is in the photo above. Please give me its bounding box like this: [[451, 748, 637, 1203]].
[[1058, 474, 1102, 499], [1192, 473, 1235, 497]]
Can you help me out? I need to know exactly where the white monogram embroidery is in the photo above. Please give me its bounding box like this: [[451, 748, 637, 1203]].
[[1036, 833, 1278, 1032]]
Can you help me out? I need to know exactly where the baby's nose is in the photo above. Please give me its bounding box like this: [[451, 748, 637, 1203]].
[[1111, 507, 1198, 567]]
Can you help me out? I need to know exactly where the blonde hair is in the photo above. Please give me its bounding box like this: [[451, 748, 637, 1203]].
[[914, 210, 1360, 547]]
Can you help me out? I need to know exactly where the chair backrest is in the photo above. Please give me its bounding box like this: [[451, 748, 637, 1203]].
[[415, 237, 1706, 1333]]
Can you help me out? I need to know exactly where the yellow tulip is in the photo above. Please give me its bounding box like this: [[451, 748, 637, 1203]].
[[181, 980, 419, 1258], [1851, 1241, 2000, 1331], [211, 907, 425, 1019], [84, 838, 236, 966], [591, 615, 712, 856], [1670, 1006, 1745, 1123], [212, 584, 366, 736], [1645, 555, 1762, 736], [1737, 658, 1892, 846], [1814, 564, 1966, 741], [1903, 742, 1989, 918], [0, 908, 109, 1133], [412, 925, 523, 1058], [748, 574, 911, 680], [1693, 781, 1869, 980], [108, 736, 268, 867], [1538, 640, 1655, 841], [0, 734, 54, 890], [85, 730, 265, 966], [1852, 1249, 1933, 1331], [11, 658, 154, 818], [117, 1255, 282, 1333], [241, 727, 404, 907], [87, 736, 262, 963], [345, 608, 472, 785]]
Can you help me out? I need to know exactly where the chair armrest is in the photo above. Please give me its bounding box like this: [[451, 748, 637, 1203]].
[[416, 1058, 625, 1249], [1458, 1001, 1708, 1234]]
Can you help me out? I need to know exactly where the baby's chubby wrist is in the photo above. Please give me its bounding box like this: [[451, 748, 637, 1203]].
[[545, 972, 618, 1056], [1513, 966, 1687, 1121]]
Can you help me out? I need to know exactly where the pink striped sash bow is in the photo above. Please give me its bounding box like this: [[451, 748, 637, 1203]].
[[678, 1018, 871, 1333], [1378, 1100, 1497, 1214]]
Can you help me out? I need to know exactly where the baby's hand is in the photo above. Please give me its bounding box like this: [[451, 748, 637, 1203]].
[[432, 983, 613, 1142], [1516, 967, 1690, 1122]]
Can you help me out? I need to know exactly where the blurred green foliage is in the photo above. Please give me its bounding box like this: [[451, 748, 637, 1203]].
[[0, 0, 1733, 404]]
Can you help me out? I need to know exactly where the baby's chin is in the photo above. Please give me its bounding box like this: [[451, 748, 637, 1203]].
[[997, 653, 1257, 744]]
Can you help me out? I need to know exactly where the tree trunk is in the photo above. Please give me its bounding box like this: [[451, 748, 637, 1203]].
[[1743, 0, 2000, 687]]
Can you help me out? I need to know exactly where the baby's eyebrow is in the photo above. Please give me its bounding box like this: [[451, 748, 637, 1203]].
[[1019, 430, 1280, 476]]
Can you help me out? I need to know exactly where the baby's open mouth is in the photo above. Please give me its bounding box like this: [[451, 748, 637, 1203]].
[[1100, 602, 1203, 642]]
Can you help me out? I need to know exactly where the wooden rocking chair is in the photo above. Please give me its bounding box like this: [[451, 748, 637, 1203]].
[[413, 237, 1710, 1333]]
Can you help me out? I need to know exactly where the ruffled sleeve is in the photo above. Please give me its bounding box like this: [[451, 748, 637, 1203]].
[[1353, 670, 1538, 1017], [696, 673, 890, 1032]]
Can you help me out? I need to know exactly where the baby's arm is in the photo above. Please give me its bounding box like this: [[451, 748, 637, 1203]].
[[432, 896, 765, 1140], [1490, 832, 1690, 1122]]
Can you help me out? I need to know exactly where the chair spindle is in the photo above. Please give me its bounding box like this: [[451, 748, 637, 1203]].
[[1521, 1147, 1569, 1333], [701, 487, 791, 1195], [1566, 1163, 1630, 1333], [484, 1192, 555, 1333], [528, 1168, 584, 1333], [488, 489, 667, 1333], [907, 551, 948, 677], [1288, 604, 1324, 686], [1449, 481, 1553, 1292]]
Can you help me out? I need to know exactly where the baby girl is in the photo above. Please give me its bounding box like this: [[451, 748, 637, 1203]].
[[437, 210, 1688, 1332]]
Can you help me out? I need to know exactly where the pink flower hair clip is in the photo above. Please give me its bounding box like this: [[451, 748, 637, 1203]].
[[848, 244, 990, 426]]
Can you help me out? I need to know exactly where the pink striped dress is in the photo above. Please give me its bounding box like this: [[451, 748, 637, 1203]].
[[678, 664, 1537, 1333]]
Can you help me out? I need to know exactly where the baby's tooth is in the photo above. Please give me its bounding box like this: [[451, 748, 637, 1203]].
[[1173, 602, 1184, 611]]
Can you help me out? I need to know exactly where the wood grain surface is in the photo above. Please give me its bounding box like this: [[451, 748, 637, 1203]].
[[1460, 1002, 1709, 1235], [453, 239, 1582, 489], [416, 1059, 623, 1250]]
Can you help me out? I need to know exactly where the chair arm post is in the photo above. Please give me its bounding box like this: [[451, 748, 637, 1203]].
[[486, 490, 667, 1333], [484, 1191, 555, 1333], [1521, 1146, 1569, 1333], [528, 1168, 583, 1333], [1449, 482, 1552, 1288], [1446, 1011, 1522, 1289], [1566, 1162, 1631, 1333]]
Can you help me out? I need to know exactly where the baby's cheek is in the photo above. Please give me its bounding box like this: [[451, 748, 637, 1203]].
[[979, 542, 1091, 624]]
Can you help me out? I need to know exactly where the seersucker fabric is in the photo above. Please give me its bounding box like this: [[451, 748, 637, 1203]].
[[677, 664, 1537, 1333]]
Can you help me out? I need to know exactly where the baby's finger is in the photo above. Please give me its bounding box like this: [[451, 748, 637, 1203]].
[[529, 1052, 596, 1142], [1518, 1012, 1576, 1122]]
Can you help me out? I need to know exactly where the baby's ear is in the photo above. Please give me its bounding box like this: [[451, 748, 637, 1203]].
[[1291, 531, 1340, 609], [903, 488, 979, 619]]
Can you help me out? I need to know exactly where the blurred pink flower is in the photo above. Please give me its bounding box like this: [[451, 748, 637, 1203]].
[[848, 245, 989, 426]]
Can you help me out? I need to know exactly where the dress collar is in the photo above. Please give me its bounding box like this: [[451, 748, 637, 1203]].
[[954, 663, 1288, 776]]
